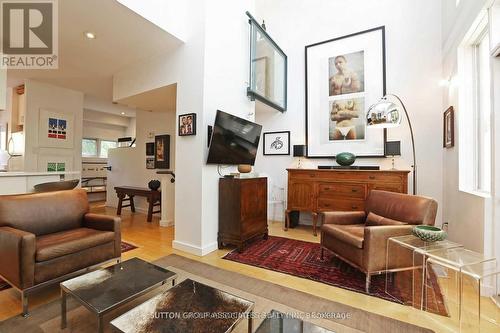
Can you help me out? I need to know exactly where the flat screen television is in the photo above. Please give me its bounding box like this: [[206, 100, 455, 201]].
[[207, 110, 262, 165]]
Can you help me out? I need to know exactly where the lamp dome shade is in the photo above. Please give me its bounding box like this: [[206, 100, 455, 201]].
[[366, 101, 402, 128]]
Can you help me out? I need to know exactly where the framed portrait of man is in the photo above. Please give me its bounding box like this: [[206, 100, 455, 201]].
[[305, 26, 387, 157], [178, 113, 197, 136]]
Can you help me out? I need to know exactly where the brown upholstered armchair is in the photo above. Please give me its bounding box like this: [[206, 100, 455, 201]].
[[320, 190, 437, 292], [0, 189, 121, 316]]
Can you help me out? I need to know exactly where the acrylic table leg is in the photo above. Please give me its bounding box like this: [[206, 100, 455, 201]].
[[61, 289, 67, 329]]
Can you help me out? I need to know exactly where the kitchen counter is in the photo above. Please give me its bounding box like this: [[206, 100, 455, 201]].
[[0, 171, 81, 177], [0, 171, 81, 195]]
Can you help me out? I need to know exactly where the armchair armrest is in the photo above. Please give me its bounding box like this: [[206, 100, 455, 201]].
[[83, 213, 121, 257], [0, 226, 36, 289], [321, 211, 366, 225], [363, 225, 414, 273]]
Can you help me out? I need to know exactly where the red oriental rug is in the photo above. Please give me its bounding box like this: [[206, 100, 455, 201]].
[[223, 236, 448, 317], [0, 241, 138, 291]]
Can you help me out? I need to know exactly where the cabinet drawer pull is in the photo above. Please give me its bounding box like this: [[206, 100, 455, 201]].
[[324, 204, 330, 207], [324, 187, 330, 190], [369, 176, 376, 180], [351, 189, 358, 192], [309, 174, 316, 178], [352, 205, 358, 209]]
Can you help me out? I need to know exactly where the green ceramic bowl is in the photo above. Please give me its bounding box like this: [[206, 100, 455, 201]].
[[412, 225, 447, 242], [335, 152, 356, 166]]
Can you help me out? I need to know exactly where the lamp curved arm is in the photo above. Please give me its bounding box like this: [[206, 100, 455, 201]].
[[384, 94, 417, 195]]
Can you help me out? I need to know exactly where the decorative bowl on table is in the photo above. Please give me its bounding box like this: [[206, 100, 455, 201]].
[[148, 180, 161, 191], [412, 225, 447, 242], [335, 152, 356, 166]]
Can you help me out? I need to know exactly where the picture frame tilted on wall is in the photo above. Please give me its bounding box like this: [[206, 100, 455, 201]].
[[263, 131, 290, 156], [305, 26, 387, 158]]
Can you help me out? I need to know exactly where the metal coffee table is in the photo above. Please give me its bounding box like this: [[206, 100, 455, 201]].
[[60, 258, 176, 333], [110, 278, 255, 333]]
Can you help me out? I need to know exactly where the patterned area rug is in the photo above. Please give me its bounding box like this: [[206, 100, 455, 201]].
[[0, 241, 138, 291], [223, 236, 448, 317]]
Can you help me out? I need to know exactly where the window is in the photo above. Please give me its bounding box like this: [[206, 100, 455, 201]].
[[474, 32, 491, 192], [82, 139, 98, 157], [99, 140, 117, 158], [458, 12, 492, 195], [82, 138, 117, 158]]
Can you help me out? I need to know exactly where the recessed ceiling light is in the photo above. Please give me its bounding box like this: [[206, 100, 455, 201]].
[[120, 112, 125, 115], [84, 31, 96, 39]]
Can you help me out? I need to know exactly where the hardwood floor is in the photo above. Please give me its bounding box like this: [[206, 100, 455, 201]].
[[0, 202, 498, 333]]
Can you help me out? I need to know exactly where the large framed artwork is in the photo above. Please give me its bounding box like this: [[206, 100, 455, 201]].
[[305, 26, 387, 157], [154, 135, 170, 169], [38, 109, 74, 149]]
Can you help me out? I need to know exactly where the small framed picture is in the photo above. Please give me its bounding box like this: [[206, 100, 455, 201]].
[[443, 106, 454, 148], [154, 135, 170, 169], [263, 131, 290, 155], [146, 157, 155, 169], [146, 142, 155, 156], [179, 113, 197, 136]]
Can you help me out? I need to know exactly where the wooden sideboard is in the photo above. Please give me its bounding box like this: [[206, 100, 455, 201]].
[[218, 177, 268, 252], [286, 169, 410, 236]]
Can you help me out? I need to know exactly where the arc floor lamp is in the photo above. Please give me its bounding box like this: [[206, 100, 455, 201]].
[[367, 94, 417, 195]]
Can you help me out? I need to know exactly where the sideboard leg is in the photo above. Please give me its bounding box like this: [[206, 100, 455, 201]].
[[284, 210, 290, 231], [312, 212, 318, 236]]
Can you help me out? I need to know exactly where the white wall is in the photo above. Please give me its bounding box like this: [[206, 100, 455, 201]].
[[107, 110, 176, 223], [23, 80, 84, 172], [83, 109, 133, 141], [253, 0, 444, 223], [113, 0, 255, 255], [441, 0, 491, 253]]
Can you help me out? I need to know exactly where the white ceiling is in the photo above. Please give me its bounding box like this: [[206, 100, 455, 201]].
[[7, 0, 182, 101], [117, 83, 177, 113]]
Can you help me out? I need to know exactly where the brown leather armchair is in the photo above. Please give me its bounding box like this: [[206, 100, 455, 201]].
[[0, 189, 121, 316], [320, 190, 437, 292]]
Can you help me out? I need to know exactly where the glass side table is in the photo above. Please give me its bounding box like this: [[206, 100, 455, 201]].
[[457, 260, 499, 332], [424, 248, 496, 332], [385, 235, 462, 308]]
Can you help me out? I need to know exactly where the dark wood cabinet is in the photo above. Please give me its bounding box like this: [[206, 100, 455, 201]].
[[286, 169, 410, 236], [218, 177, 268, 252]]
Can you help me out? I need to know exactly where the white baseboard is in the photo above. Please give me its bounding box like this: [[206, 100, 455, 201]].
[[160, 219, 174, 227], [172, 240, 218, 256]]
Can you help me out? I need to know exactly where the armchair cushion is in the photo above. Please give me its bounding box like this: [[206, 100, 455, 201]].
[[36, 228, 115, 262], [321, 211, 366, 225], [363, 225, 414, 272], [365, 212, 407, 226], [322, 224, 365, 249]]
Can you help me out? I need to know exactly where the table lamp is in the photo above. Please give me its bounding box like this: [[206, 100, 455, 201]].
[[385, 141, 401, 170], [293, 145, 306, 169]]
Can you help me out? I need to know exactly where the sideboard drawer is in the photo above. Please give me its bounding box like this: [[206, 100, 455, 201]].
[[318, 183, 366, 199], [369, 183, 404, 193], [318, 198, 365, 211], [357, 173, 403, 183]]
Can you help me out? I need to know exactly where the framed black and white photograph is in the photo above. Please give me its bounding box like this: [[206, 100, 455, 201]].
[[154, 135, 170, 169], [146, 157, 155, 169], [178, 113, 196, 136], [305, 26, 386, 157], [263, 131, 290, 155]]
